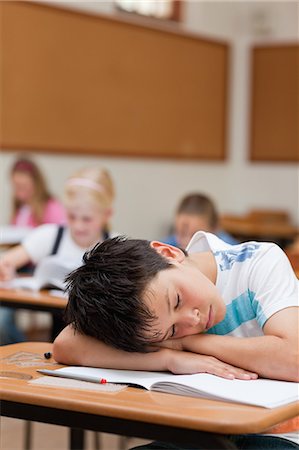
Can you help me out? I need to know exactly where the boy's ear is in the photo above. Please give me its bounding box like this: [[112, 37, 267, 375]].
[[150, 241, 185, 263]]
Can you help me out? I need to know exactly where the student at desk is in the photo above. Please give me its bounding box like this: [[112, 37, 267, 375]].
[[0, 166, 118, 344], [164, 193, 237, 249], [54, 233, 298, 450]]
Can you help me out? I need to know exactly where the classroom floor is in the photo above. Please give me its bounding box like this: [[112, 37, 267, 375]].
[[1, 417, 150, 450]]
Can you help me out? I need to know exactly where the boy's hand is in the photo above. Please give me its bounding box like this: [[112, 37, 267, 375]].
[[167, 350, 258, 380]]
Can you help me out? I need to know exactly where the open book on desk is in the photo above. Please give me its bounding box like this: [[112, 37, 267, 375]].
[[1, 255, 81, 293], [38, 366, 299, 409]]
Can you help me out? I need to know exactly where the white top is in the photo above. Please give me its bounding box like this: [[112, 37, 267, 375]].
[[186, 231, 298, 337], [187, 232, 299, 444], [22, 224, 118, 265]]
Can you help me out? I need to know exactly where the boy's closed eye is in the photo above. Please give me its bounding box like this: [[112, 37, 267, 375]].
[[170, 294, 181, 337]]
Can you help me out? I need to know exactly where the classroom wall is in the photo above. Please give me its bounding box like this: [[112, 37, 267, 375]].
[[1, 1, 298, 240]]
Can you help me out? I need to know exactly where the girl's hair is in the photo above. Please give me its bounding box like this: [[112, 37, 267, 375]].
[[11, 157, 52, 225], [64, 166, 115, 219]]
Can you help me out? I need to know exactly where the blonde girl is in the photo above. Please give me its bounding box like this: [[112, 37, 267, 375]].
[[64, 166, 115, 248]]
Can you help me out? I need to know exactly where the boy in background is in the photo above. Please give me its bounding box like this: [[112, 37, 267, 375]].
[[164, 193, 237, 249]]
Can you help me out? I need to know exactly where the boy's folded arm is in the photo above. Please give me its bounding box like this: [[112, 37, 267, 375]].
[[53, 326, 256, 379], [53, 325, 170, 371], [53, 325, 256, 379], [179, 307, 299, 382]]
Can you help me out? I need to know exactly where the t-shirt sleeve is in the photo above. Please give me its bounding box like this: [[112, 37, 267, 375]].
[[22, 224, 58, 264], [248, 243, 299, 329]]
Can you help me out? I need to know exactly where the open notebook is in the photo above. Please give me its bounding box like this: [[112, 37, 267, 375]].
[[38, 366, 299, 409]]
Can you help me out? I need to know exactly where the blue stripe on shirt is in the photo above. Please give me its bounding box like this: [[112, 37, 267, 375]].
[[214, 243, 260, 271], [207, 290, 267, 335]]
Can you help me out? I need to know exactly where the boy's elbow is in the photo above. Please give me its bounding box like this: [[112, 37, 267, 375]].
[[52, 326, 79, 365], [52, 334, 69, 364]]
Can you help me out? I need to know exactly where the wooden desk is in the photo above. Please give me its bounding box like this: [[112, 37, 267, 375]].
[[1, 343, 298, 450], [285, 252, 299, 279], [0, 288, 67, 313], [221, 215, 299, 243]]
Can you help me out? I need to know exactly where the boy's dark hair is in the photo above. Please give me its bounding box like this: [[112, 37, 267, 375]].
[[65, 236, 173, 352]]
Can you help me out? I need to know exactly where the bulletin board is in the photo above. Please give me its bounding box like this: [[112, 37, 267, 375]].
[[0, 1, 229, 160], [250, 44, 299, 162]]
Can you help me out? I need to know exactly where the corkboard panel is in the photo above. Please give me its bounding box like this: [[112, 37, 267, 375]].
[[0, 2, 229, 159], [250, 45, 299, 162]]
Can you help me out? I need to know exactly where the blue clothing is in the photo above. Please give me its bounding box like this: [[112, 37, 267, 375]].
[[164, 230, 237, 248], [163, 234, 178, 247], [217, 229, 238, 245], [0, 307, 25, 345], [129, 435, 299, 450]]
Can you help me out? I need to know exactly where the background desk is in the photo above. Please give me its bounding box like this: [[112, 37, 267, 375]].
[[221, 215, 298, 247], [0, 288, 68, 342], [0, 288, 67, 313], [1, 342, 298, 450]]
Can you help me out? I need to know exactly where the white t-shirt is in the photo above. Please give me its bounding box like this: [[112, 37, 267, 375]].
[[187, 231, 298, 337], [22, 224, 118, 266], [187, 232, 299, 444]]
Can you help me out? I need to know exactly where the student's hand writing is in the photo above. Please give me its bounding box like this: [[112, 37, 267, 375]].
[[166, 350, 258, 379]]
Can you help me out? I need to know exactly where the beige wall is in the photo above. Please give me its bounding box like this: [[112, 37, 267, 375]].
[[1, 1, 298, 240]]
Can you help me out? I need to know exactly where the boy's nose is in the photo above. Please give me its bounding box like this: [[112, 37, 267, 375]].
[[185, 308, 201, 327]]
